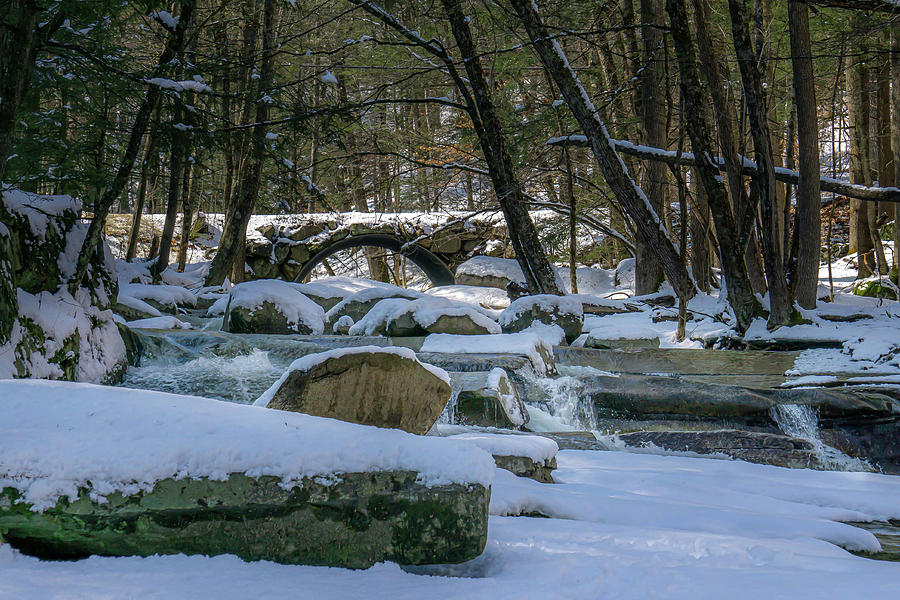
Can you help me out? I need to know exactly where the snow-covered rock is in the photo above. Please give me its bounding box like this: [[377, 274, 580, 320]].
[[0, 187, 125, 383], [421, 330, 558, 376], [347, 296, 501, 337], [424, 284, 510, 311], [119, 282, 196, 313], [449, 367, 530, 429], [455, 256, 526, 290], [256, 346, 451, 435], [224, 279, 325, 335], [127, 316, 193, 330], [499, 294, 584, 343], [0, 379, 492, 568], [324, 285, 422, 329]]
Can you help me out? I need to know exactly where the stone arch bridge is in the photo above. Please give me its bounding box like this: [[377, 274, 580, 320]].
[[244, 212, 512, 285]]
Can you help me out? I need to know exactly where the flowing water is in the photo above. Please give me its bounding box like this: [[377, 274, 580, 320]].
[[769, 403, 872, 472], [117, 326, 881, 473]]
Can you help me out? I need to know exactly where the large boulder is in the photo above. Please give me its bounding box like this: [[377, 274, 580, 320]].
[[224, 279, 325, 335], [0, 188, 125, 383], [455, 256, 526, 290], [0, 380, 493, 568], [348, 297, 500, 337], [324, 286, 422, 330], [498, 294, 584, 344], [258, 347, 452, 434]]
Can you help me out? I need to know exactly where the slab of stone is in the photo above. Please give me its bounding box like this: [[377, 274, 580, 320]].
[[0, 472, 489, 568], [449, 369, 529, 429], [616, 430, 820, 469], [555, 347, 800, 376], [264, 348, 451, 435]]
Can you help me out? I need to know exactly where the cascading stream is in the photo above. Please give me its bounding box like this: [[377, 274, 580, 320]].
[[769, 403, 871, 472]]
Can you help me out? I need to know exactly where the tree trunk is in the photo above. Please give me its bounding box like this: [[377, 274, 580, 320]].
[[666, 0, 759, 332], [152, 67, 190, 281], [891, 28, 900, 280], [126, 105, 160, 262], [788, 0, 822, 308], [205, 0, 277, 287], [688, 0, 766, 294], [69, 1, 195, 292], [635, 0, 666, 295], [846, 51, 875, 277], [511, 0, 695, 301], [0, 4, 64, 182], [728, 0, 794, 328], [441, 0, 562, 295]]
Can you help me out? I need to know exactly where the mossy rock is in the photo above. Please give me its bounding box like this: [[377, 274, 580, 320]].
[[225, 300, 318, 335], [0, 471, 489, 568]]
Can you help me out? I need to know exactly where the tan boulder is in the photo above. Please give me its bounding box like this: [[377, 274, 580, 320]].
[[265, 348, 451, 434]]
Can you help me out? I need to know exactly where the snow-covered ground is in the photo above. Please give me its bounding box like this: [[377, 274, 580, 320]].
[[3, 447, 899, 599]]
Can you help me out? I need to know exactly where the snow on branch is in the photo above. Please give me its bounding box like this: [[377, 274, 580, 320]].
[[547, 135, 900, 204]]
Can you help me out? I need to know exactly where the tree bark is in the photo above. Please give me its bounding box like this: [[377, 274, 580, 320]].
[[892, 28, 900, 280], [666, 0, 759, 331], [511, 0, 695, 301], [846, 51, 875, 277], [69, 1, 195, 292], [788, 0, 822, 308], [205, 0, 277, 286], [441, 0, 561, 295], [728, 0, 794, 328], [125, 105, 160, 262], [635, 0, 666, 294], [0, 3, 65, 182]]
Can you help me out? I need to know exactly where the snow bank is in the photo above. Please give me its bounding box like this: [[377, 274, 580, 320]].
[[227, 279, 325, 334], [0, 380, 494, 512], [498, 294, 583, 326], [127, 316, 193, 330], [445, 432, 558, 464], [5, 448, 900, 598], [424, 284, 510, 310], [120, 282, 197, 309], [348, 296, 500, 336], [421, 329, 558, 375], [255, 346, 451, 408]]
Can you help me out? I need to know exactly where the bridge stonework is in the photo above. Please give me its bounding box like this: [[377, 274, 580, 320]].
[[244, 212, 512, 283]]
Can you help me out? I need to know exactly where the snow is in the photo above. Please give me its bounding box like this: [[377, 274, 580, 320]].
[[150, 10, 178, 29], [498, 294, 583, 328], [324, 286, 423, 322], [443, 432, 557, 464], [119, 282, 197, 309], [227, 279, 325, 335], [254, 346, 451, 408], [1, 187, 79, 237], [0, 379, 492, 513], [455, 256, 526, 286], [424, 284, 510, 310], [421, 330, 557, 375], [320, 70, 338, 85], [127, 316, 193, 330], [4, 448, 900, 598], [347, 296, 500, 336]]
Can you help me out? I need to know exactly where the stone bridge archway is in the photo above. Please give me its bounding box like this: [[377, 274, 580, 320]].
[[293, 233, 455, 286], [244, 213, 510, 284]]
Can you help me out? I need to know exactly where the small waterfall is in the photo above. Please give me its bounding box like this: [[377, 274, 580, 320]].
[[437, 381, 463, 425], [770, 404, 871, 472], [526, 367, 600, 431]]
